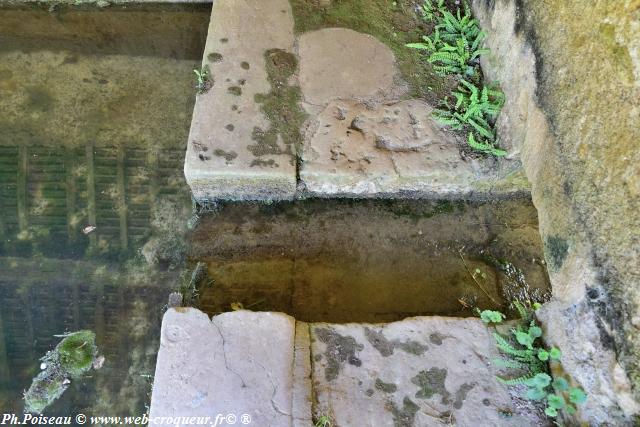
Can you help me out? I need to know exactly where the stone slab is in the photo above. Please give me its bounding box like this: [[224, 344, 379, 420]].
[[297, 28, 403, 106], [310, 317, 546, 426], [184, 0, 297, 201], [300, 99, 527, 198], [149, 309, 296, 426]]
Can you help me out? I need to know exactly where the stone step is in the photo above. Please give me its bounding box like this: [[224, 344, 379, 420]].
[[184, 0, 298, 202], [150, 309, 546, 426], [184, 1, 529, 202]]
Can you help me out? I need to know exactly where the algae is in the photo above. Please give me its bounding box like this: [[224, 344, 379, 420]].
[[247, 49, 307, 161], [24, 330, 101, 414]]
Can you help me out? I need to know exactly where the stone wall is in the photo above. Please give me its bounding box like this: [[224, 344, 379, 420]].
[[471, 0, 640, 424]]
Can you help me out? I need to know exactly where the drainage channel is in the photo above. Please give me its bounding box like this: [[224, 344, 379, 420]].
[[188, 198, 550, 323]]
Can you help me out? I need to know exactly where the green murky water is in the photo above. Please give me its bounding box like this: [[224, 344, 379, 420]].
[[0, 2, 551, 418], [0, 3, 210, 414], [190, 199, 551, 323]]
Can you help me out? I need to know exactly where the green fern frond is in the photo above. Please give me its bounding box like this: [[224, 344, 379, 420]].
[[497, 374, 535, 386]]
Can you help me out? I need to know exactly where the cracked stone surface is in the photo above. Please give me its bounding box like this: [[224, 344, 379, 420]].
[[300, 99, 525, 197], [149, 308, 295, 426], [310, 317, 546, 426], [184, 0, 297, 201], [151, 310, 546, 426]]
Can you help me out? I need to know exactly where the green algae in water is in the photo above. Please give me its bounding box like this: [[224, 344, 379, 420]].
[[24, 331, 101, 414]]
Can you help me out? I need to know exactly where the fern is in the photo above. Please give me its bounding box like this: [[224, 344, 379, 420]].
[[497, 374, 536, 386]]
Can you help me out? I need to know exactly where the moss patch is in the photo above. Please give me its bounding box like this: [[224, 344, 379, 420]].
[[289, 0, 451, 102], [315, 327, 364, 381], [544, 235, 568, 271], [411, 367, 451, 403], [208, 52, 223, 62], [389, 396, 420, 427], [227, 86, 242, 96], [24, 330, 99, 414], [247, 49, 307, 160], [375, 378, 398, 393]]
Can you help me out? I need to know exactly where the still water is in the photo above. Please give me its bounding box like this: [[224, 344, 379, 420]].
[[0, 3, 210, 415]]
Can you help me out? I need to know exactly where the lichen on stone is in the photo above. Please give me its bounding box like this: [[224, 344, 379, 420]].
[[247, 49, 306, 160], [314, 327, 363, 381], [411, 367, 450, 403]]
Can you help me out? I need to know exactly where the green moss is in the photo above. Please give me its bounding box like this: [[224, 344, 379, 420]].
[[544, 235, 569, 271], [227, 86, 242, 96], [208, 52, 223, 62], [247, 49, 307, 160], [289, 0, 449, 101], [375, 378, 398, 393], [58, 330, 97, 378], [24, 331, 99, 414]]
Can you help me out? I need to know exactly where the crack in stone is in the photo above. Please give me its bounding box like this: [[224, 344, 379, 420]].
[[211, 321, 247, 388], [254, 358, 291, 417]]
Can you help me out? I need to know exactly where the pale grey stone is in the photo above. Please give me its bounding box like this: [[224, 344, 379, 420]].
[[297, 28, 404, 106], [309, 317, 545, 427], [300, 99, 526, 197], [149, 309, 296, 426], [184, 0, 297, 202]]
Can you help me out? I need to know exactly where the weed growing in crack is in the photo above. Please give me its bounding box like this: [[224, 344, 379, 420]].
[[194, 65, 212, 94]]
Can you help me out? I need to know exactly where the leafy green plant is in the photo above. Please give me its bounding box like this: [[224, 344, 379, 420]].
[[407, 0, 507, 156], [417, 0, 445, 23], [194, 65, 212, 94], [479, 303, 587, 419], [433, 79, 506, 156], [407, 1, 487, 77], [315, 415, 332, 427]]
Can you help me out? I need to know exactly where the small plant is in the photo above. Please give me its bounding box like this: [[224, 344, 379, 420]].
[[194, 65, 212, 94], [407, 1, 487, 77], [433, 79, 506, 156], [315, 415, 332, 427], [24, 331, 103, 414], [407, 0, 508, 156], [417, 0, 445, 23], [479, 302, 587, 420]]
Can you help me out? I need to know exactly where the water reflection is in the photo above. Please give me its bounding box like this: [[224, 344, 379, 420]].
[[0, 3, 210, 414]]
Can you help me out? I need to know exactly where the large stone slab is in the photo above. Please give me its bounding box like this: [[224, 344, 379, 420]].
[[300, 99, 526, 197], [310, 317, 545, 426], [149, 309, 296, 426], [184, 0, 297, 201]]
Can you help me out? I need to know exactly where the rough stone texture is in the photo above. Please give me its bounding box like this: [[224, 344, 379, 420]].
[[184, 0, 297, 201], [297, 28, 402, 107], [471, 0, 640, 423], [149, 309, 295, 426], [300, 99, 526, 197], [310, 317, 545, 426], [292, 322, 313, 427]]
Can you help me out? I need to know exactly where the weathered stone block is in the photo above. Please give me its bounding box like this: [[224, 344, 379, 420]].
[[184, 0, 297, 201], [149, 309, 296, 426]]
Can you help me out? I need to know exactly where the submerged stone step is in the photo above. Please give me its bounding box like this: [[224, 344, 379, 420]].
[[150, 309, 546, 426], [184, 0, 298, 201]]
